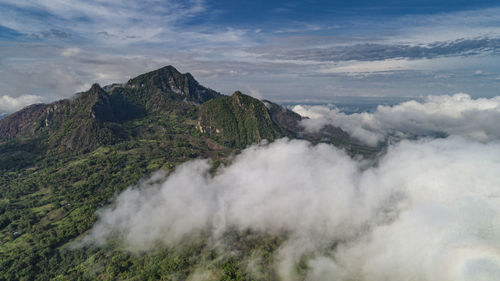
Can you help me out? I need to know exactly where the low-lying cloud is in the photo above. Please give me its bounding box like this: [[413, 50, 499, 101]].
[[293, 93, 500, 146], [87, 136, 500, 281], [0, 94, 44, 114]]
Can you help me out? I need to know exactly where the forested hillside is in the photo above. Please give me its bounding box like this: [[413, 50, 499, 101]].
[[0, 66, 374, 280]]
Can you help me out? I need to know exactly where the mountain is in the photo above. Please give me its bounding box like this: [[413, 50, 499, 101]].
[[0, 66, 221, 147], [262, 99, 303, 135], [0, 65, 375, 280], [0, 84, 121, 151], [198, 91, 289, 148], [0, 65, 368, 155], [105, 65, 222, 116]]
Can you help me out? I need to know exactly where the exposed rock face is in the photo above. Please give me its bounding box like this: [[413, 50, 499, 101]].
[[0, 65, 220, 145], [0, 65, 224, 151], [0, 104, 49, 139], [123, 65, 222, 108], [0, 65, 365, 154], [87, 83, 116, 122], [0, 83, 118, 150], [262, 100, 303, 136]]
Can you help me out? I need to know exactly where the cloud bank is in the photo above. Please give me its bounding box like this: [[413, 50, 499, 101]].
[[293, 93, 500, 146], [87, 137, 500, 281]]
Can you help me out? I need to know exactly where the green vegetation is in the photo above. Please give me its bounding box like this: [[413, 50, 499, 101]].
[[0, 109, 289, 280], [0, 106, 234, 280], [199, 92, 288, 148], [0, 92, 284, 280], [0, 66, 376, 280]]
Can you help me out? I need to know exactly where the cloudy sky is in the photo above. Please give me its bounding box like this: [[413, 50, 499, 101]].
[[1, 0, 500, 112]]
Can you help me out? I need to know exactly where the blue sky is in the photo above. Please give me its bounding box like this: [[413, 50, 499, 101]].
[[1, 0, 500, 112]]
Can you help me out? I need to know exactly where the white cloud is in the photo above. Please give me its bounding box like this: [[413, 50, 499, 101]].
[[246, 89, 264, 99], [294, 94, 500, 146], [0, 94, 44, 113], [85, 137, 500, 281], [0, 0, 249, 47], [317, 59, 415, 74], [392, 8, 500, 44], [0, 0, 206, 32], [2, 0, 500, 103], [314, 55, 500, 76], [0, 45, 176, 102]]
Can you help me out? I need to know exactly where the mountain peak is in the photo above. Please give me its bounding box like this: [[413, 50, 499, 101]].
[[124, 65, 222, 105], [75, 83, 108, 103], [90, 82, 102, 91], [232, 91, 244, 97], [198, 91, 286, 148], [159, 64, 181, 73]]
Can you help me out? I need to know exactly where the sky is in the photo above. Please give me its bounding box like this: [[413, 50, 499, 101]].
[[1, 0, 500, 113]]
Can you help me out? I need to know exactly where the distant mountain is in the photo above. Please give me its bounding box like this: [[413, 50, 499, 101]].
[[0, 113, 7, 120], [0, 65, 375, 280]]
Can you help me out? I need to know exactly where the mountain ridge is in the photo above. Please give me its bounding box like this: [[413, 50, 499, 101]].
[[0, 65, 377, 280], [0, 65, 372, 155], [0, 66, 220, 147], [198, 91, 289, 148]]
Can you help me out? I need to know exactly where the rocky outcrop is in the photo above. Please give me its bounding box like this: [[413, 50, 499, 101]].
[[87, 83, 116, 122], [262, 100, 303, 136], [0, 103, 48, 139], [0, 65, 366, 154], [0, 83, 119, 150], [123, 65, 222, 109]]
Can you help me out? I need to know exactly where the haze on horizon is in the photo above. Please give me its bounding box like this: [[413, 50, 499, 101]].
[[1, 0, 500, 114]]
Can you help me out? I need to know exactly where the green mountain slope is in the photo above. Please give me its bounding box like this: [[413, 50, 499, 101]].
[[198, 91, 289, 148], [0, 66, 376, 280]]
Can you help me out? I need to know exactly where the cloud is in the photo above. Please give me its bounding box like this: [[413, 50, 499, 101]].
[[293, 94, 500, 146], [0, 0, 248, 47], [37, 28, 71, 39], [0, 45, 176, 102], [393, 7, 500, 44], [246, 88, 264, 99], [0, 0, 204, 31], [87, 139, 360, 250], [0, 94, 44, 113], [2, 1, 500, 103], [85, 137, 500, 281], [262, 38, 500, 63], [0, 24, 24, 40]]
